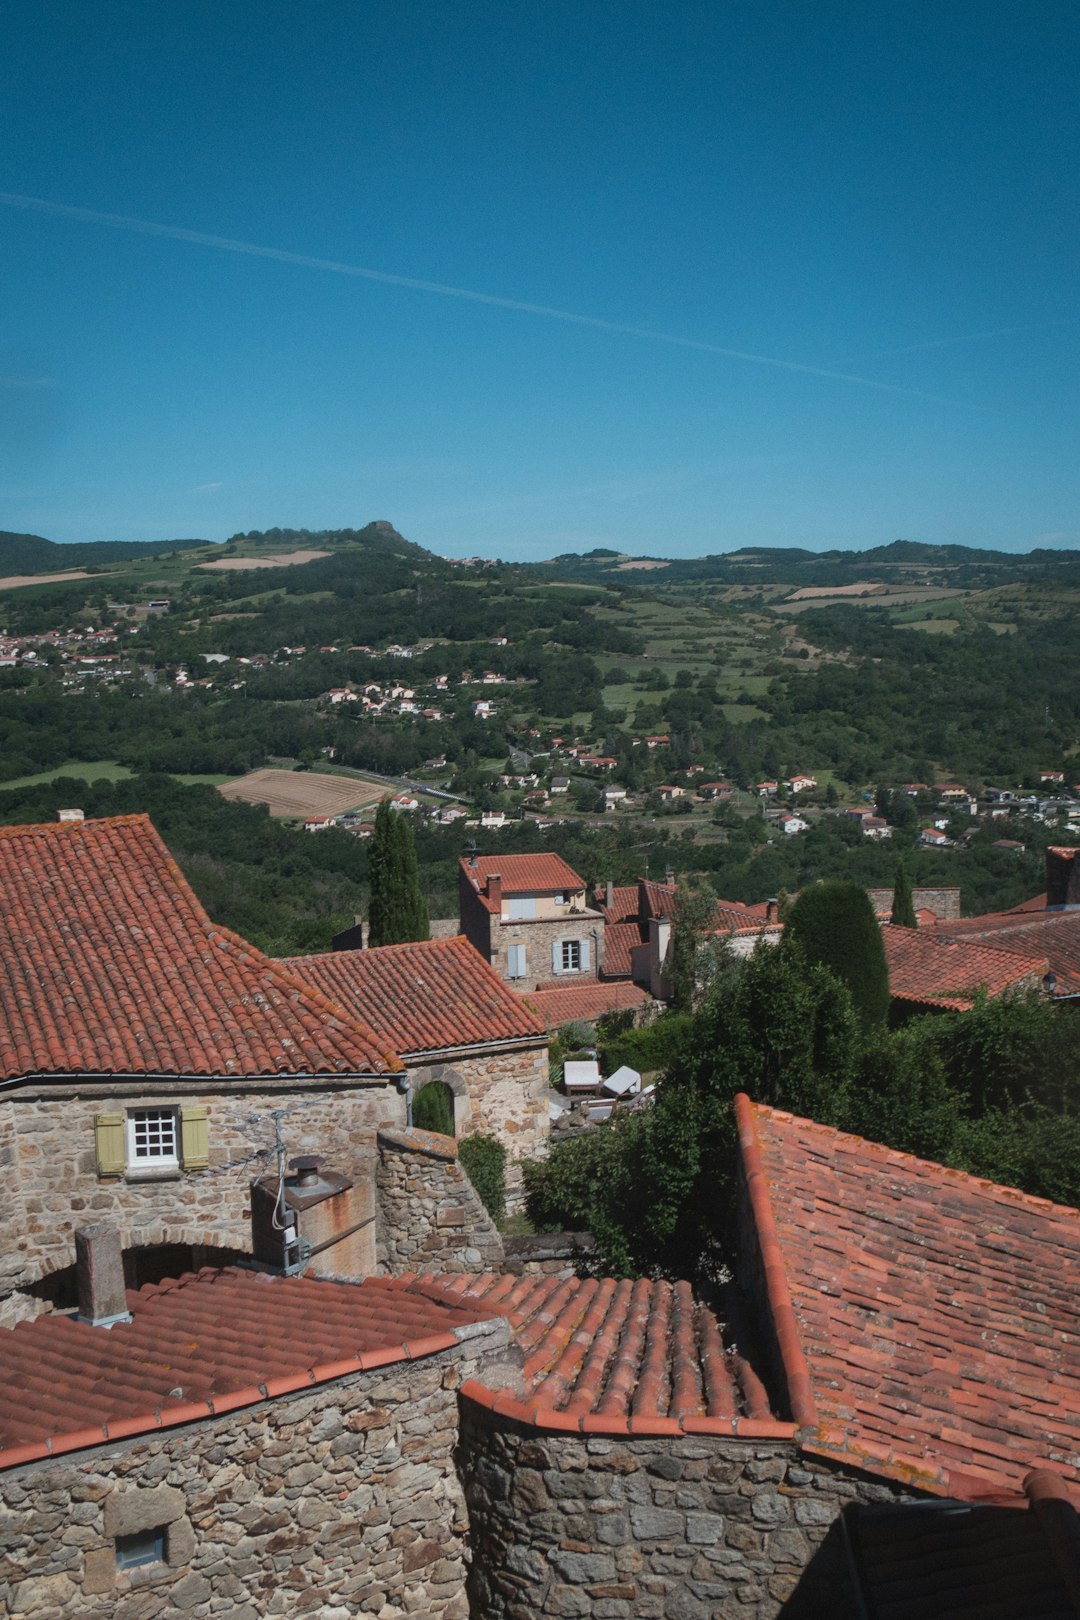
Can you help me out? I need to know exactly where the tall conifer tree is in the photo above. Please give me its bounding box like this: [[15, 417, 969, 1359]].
[[367, 799, 430, 946], [890, 860, 917, 928]]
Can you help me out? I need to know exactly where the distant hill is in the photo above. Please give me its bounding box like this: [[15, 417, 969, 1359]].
[[0, 532, 208, 576], [220, 521, 442, 567], [531, 538, 1080, 589]]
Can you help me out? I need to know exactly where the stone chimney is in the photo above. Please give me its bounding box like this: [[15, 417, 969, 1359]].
[[58, 808, 85, 823], [1046, 847, 1080, 909], [486, 872, 502, 909], [765, 897, 778, 924], [74, 1224, 131, 1327], [606, 880, 614, 909], [665, 866, 675, 887]]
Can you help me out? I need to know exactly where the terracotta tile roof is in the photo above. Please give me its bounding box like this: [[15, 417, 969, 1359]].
[[406, 1272, 787, 1438], [0, 1267, 495, 1468], [882, 922, 1049, 1011], [738, 1098, 1080, 1496], [283, 936, 546, 1056], [522, 980, 652, 1030], [601, 920, 642, 979], [712, 899, 766, 932], [639, 877, 678, 919], [847, 1487, 1080, 1620], [596, 884, 640, 922], [931, 907, 1080, 994], [0, 815, 401, 1081], [459, 853, 585, 903]]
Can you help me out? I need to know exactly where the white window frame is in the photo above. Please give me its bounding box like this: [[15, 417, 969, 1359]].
[[560, 939, 582, 972], [126, 1107, 179, 1173]]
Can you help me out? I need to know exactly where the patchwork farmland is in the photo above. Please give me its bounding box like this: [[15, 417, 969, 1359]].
[[217, 768, 386, 819]]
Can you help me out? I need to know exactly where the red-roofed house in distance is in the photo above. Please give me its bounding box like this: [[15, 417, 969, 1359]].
[[0, 813, 411, 1304], [459, 851, 605, 988], [284, 936, 549, 1204]]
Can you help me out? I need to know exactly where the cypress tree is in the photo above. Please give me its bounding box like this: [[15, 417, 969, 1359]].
[[890, 860, 917, 928], [784, 880, 890, 1030], [367, 799, 429, 946], [392, 807, 429, 942]]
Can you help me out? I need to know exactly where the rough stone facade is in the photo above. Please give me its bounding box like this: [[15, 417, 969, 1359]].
[[501, 1232, 596, 1279], [406, 1042, 549, 1206], [0, 1077, 403, 1298], [457, 1411, 916, 1620], [0, 1319, 512, 1619], [458, 870, 604, 986], [376, 1127, 505, 1275], [866, 885, 961, 921], [486, 916, 604, 987]]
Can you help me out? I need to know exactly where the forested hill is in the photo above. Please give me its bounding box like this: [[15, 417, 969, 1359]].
[[218, 521, 442, 567], [531, 539, 1080, 589], [0, 531, 207, 574]]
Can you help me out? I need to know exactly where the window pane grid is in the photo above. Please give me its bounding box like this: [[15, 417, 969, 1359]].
[[130, 1109, 177, 1162]]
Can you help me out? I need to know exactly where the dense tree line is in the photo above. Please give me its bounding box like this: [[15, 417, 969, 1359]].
[[525, 937, 1080, 1278]]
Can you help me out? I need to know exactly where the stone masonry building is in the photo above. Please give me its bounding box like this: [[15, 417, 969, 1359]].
[[284, 935, 550, 1204], [3, 1100, 1078, 1617], [0, 814, 412, 1302]]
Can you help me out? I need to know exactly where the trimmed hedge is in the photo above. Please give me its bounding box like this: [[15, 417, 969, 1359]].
[[458, 1134, 507, 1225]]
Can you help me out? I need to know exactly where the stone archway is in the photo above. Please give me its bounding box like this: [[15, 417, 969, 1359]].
[[408, 1063, 473, 1136]]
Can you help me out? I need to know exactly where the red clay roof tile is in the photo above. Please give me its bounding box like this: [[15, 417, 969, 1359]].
[[283, 936, 545, 1056], [739, 1098, 1080, 1496], [406, 1271, 778, 1432], [931, 907, 1080, 995], [521, 980, 652, 1029], [0, 1268, 493, 1463], [460, 853, 586, 907], [0, 815, 401, 1080], [882, 923, 1050, 1010]]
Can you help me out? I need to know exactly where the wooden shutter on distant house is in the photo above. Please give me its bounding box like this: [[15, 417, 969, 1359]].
[[94, 1112, 126, 1176], [180, 1105, 209, 1169], [552, 940, 562, 975], [580, 938, 590, 971]]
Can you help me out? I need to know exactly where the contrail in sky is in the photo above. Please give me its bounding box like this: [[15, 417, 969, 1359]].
[[830, 319, 1074, 367], [0, 189, 965, 406]]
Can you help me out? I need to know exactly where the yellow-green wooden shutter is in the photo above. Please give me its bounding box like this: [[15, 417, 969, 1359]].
[[94, 1113, 126, 1176], [180, 1105, 209, 1170]]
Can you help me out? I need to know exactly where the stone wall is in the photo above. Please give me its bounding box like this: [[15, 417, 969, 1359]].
[[866, 886, 961, 921], [376, 1126, 505, 1274], [457, 1409, 916, 1620], [501, 1232, 596, 1279], [1, 1077, 403, 1297], [407, 1041, 549, 1207], [0, 1319, 512, 1619], [489, 916, 602, 987]]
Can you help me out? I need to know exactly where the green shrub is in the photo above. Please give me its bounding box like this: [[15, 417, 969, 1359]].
[[459, 1134, 507, 1224], [597, 1013, 694, 1077], [784, 880, 890, 1029], [412, 1081, 455, 1137]]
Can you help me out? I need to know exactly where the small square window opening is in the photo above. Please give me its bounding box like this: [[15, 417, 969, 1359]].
[[127, 1108, 178, 1169], [115, 1528, 165, 1570]]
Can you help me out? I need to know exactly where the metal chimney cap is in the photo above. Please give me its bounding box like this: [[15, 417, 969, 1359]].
[[289, 1154, 325, 1186]]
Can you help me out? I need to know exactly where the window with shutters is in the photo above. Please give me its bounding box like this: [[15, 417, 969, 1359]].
[[561, 939, 582, 971], [506, 943, 527, 978], [95, 1105, 208, 1178]]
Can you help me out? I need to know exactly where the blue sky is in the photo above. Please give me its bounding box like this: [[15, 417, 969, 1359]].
[[1, 2, 1077, 558]]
